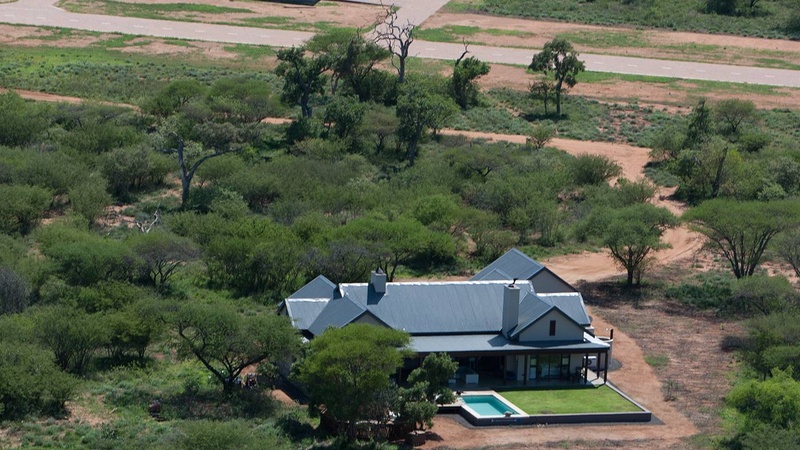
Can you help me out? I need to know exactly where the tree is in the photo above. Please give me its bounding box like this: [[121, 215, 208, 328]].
[[297, 324, 411, 440], [69, 176, 112, 226], [275, 47, 330, 118], [33, 305, 105, 374], [142, 79, 207, 118], [684, 99, 713, 149], [160, 129, 240, 209], [396, 83, 458, 166], [528, 38, 585, 116], [728, 368, 800, 432], [128, 231, 200, 286], [323, 95, 365, 141], [450, 47, 490, 109], [529, 79, 557, 115], [307, 29, 390, 101], [0, 342, 77, 419], [600, 204, 677, 286], [333, 216, 455, 281], [375, 3, 415, 84], [173, 301, 300, 392], [0, 184, 52, 235], [685, 199, 800, 278], [774, 229, 800, 278], [714, 98, 757, 136], [206, 77, 282, 123], [0, 91, 49, 147], [398, 353, 457, 432], [0, 267, 28, 315]]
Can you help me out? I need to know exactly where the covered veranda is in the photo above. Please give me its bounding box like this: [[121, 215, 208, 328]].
[[404, 333, 611, 389]]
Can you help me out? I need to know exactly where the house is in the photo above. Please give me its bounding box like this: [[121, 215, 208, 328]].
[[279, 249, 611, 385]]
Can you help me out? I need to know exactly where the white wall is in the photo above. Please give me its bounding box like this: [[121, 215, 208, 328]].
[[531, 270, 574, 293], [517, 309, 584, 342]]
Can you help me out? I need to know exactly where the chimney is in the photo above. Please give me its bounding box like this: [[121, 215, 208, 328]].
[[370, 268, 386, 294], [503, 283, 520, 337]]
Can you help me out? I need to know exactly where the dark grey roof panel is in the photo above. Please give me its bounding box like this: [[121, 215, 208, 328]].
[[410, 333, 609, 354], [284, 299, 329, 331], [288, 275, 337, 299], [516, 292, 553, 328], [340, 281, 536, 335], [472, 268, 512, 281], [308, 295, 365, 336], [470, 248, 544, 281], [538, 293, 591, 325]]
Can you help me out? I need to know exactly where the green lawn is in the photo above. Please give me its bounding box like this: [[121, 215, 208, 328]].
[[498, 385, 641, 415]]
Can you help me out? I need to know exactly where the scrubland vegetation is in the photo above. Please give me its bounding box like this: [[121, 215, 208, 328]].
[[0, 20, 800, 448]]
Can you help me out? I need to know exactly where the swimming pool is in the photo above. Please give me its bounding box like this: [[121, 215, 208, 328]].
[[462, 394, 520, 417]]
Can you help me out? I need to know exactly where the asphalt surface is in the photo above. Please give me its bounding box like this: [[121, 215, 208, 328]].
[[1, 0, 799, 88]]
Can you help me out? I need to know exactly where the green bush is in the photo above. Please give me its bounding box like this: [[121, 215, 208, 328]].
[[665, 271, 733, 311], [0, 342, 77, 419]]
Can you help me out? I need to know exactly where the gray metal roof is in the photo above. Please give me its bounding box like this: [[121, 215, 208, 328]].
[[410, 333, 609, 355], [308, 295, 366, 336], [288, 275, 337, 299], [339, 281, 536, 335], [538, 293, 591, 325], [284, 299, 329, 331], [471, 248, 544, 281]]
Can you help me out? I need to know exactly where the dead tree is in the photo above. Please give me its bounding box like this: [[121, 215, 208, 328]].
[[135, 209, 160, 233], [374, 3, 414, 83]]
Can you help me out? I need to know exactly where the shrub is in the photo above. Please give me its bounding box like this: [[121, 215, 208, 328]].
[[570, 153, 622, 185], [0, 342, 77, 419]]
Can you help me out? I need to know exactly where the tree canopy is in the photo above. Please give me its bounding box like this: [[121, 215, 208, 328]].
[[685, 199, 800, 278], [528, 38, 585, 116], [297, 324, 411, 439]]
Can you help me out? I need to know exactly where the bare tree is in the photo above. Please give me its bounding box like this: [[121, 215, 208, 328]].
[[374, 3, 415, 83]]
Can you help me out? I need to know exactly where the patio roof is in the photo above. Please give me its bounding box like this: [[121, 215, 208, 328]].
[[410, 332, 610, 355]]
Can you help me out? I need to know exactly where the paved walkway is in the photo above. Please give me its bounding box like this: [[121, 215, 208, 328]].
[[1, 0, 799, 87]]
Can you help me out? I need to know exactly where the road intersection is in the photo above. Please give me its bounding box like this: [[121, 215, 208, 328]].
[[1, 0, 799, 87]]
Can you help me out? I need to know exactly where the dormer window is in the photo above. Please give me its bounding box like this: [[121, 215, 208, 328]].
[[549, 320, 556, 336]]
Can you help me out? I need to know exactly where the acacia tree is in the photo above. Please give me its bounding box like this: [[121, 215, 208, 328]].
[[713, 98, 757, 136], [297, 324, 411, 440], [685, 199, 800, 278], [528, 38, 585, 116], [599, 204, 677, 286], [374, 3, 414, 84], [308, 29, 390, 101], [173, 301, 300, 392], [128, 231, 200, 286]]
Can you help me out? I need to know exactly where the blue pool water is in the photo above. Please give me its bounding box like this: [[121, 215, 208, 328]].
[[462, 395, 518, 416]]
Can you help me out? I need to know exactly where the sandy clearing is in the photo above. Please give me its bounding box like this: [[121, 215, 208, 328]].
[[58, 0, 381, 31]]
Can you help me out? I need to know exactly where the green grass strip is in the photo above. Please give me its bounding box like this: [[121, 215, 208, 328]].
[[499, 385, 641, 414]]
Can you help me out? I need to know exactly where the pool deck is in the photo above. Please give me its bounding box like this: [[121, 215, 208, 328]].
[[440, 380, 653, 426]]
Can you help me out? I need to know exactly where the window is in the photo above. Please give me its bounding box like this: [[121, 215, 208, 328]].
[[549, 320, 556, 336]]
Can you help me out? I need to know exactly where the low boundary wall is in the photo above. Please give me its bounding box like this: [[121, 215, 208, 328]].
[[447, 383, 652, 426]]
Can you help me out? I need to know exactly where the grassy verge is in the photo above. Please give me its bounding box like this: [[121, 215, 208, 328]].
[[499, 385, 641, 414], [444, 0, 800, 40]]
